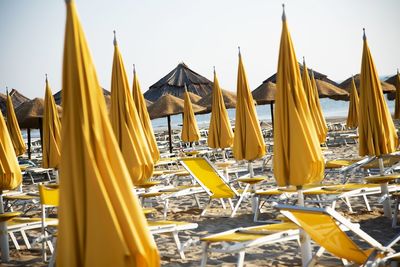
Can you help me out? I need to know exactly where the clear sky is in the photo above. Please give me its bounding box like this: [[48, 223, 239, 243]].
[[0, 0, 399, 99]]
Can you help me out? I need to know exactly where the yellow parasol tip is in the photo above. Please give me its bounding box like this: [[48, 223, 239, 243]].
[[113, 30, 117, 45], [45, 73, 48, 82], [282, 3, 286, 21], [363, 28, 366, 41], [238, 46, 241, 56], [65, 0, 72, 3], [302, 56, 305, 65], [133, 64, 136, 74], [213, 66, 216, 74], [6, 86, 8, 95]]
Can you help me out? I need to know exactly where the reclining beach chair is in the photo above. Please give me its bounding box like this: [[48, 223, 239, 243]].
[[277, 205, 400, 266], [148, 220, 198, 259], [200, 222, 299, 267], [180, 157, 259, 217]]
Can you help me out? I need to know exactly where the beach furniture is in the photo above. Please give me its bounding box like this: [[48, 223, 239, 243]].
[[180, 157, 263, 217], [200, 222, 299, 267], [278, 204, 400, 266], [148, 220, 198, 259], [38, 184, 58, 262]]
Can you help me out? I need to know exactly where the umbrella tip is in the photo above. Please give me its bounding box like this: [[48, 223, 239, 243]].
[[113, 30, 117, 45], [282, 3, 286, 21], [6, 86, 8, 95], [363, 28, 366, 40], [302, 56, 305, 65], [213, 66, 216, 74], [45, 73, 48, 81], [238, 46, 241, 56], [65, 0, 72, 3], [133, 64, 136, 74]]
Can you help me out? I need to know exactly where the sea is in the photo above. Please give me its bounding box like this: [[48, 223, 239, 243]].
[[22, 97, 396, 138]]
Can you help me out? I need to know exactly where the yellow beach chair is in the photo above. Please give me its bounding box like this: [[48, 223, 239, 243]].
[[277, 205, 400, 266], [180, 157, 250, 217], [200, 222, 299, 267]]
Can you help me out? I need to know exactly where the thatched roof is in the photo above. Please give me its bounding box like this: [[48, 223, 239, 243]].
[[53, 88, 111, 105], [385, 74, 398, 86], [0, 89, 30, 116], [15, 98, 62, 129], [148, 94, 205, 119], [144, 62, 213, 102], [252, 82, 276, 105], [196, 89, 237, 110], [315, 80, 349, 101], [339, 74, 396, 95], [145, 99, 153, 107], [264, 63, 340, 87], [178, 91, 203, 103]]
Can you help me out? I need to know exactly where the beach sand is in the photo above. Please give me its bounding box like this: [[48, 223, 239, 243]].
[[3, 118, 400, 266]]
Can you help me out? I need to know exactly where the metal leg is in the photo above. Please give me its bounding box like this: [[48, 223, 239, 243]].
[[220, 199, 226, 209], [253, 196, 260, 222], [20, 230, 31, 249], [172, 231, 185, 259], [363, 194, 371, 211], [194, 194, 201, 208], [237, 251, 246, 267], [200, 242, 209, 267], [231, 184, 250, 218], [201, 200, 212, 217], [9, 232, 20, 250]]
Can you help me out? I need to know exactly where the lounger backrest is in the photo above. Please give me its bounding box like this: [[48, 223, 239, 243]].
[[39, 184, 59, 207], [180, 157, 238, 199], [281, 208, 369, 264]]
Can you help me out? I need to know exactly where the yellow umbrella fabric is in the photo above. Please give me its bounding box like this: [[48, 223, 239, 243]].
[[346, 77, 360, 128], [233, 52, 266, 161], [273, 9, 324, 187], [42, 76, 61, 168], [301, 60, 327, 144], [310, 70, 328, 142], [358, 30, 398, 157], [58, 1, 159, 266], [0, 112, 22, 191], [181, 85, 201, 143], [394, 70, 400, 119], [6, 90, 26, 156], [207, 69, 234, 149], [131, 66, 160, 162], [110, 33, 154, 185]]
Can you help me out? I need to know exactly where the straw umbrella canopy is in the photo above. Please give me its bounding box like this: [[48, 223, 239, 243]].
[[233, 50, 265, 171], [42, 75, 61, 169], [358, 29, 398, 218], [197, 89, 237, 111], [145, 62, 212, 102], [110, 32, 153, 185], [181, 85, 201, 143], [132, 65, 160, 162], [0, 111, 22, 262], [145, 99, 153, 107], [58, 1, 159, 266], [179, 91, 202, 103], [346, 77, 360, 128], [340, 74, 396, 95], [148, 94, 205, 153], [393, 70, 400, 119], [0, 89, 30, 117], [6, 89, 26, 156], [53, 87, 111, 105], [302, 59, 327, 144], [274, 6, 324, 265], [207, 69, 234, 149]]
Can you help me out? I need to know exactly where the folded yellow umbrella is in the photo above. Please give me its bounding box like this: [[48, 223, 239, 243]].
[[207, 69, 234, 149], [6, 90, 26, 156], [394, 69, 400, 119], [233, 51, 265, 161], [181, 85, 201, 143], [302, 60, 327, 144], [110, 32, 154, 185], [310, 70, 328, 141], [58, 1, 159, 266], [346, 76, 359, 128], [42, 76, 61, 169], [132, 66, 160, 161], [273, 7, 324, 187], [358, 29, 398, 157]]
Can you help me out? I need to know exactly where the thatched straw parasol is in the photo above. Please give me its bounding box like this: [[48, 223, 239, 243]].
[[252, 81, 277, 126], [0, 93, 6, 116], [144, 62, 212, 102], [178, 91, 202, 104], [315, 80, 349, 101], [148, 94, 205, 152], [196, 89, 237, 111], [145, 99, 153, 107], [0, 89, 30, 116], [53, 88, 111, 105], [385, 74, 398, 101], [340, 74, 396, 95]]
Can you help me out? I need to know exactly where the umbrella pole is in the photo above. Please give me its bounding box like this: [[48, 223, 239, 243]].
[[297, 186, 312, 266], [378, 157, 392, 218], [270, 102, 274, 133], [248, 161, 257, 212], [167, 116, 172, 153], [39, 118, 43, 149], [0, 193, 10, 262], [222, 148, 226, 161], [27, 128, 31, 159]]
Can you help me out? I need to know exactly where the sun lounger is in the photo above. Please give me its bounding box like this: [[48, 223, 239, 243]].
[[277, 204, 400, 266], [200, 222, 299, 267]]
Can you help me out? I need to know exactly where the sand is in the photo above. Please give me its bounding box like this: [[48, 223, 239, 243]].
[[3, 118, 400, 266]]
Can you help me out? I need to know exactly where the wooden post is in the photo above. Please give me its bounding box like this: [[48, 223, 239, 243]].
[[27, 128, 31, 159], [167, 115, 173, 153]]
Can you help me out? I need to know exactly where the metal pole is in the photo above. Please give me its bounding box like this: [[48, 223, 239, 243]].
[[379, 157, 392, 218], [167, 116, 173, 153], [270, 102, 274, 133], [27, 128, 31, 159], [297, 186, 312, 266], [0, 194, 10, 262]]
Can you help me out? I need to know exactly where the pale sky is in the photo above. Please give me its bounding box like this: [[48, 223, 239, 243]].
[[0, 0, 399, 99]]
